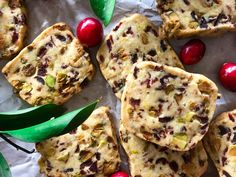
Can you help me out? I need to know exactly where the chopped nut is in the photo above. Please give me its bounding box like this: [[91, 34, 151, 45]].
[[198, 80, 211, 94], [22, 83, 32, 93], [12, 80, 24, 90], [164, 84, 175, 95], [56, 72, 67, 83], [45, 75, 56, 88], [189, 21, 199, 29], [141, 33, 148, 44], [172, 133, 188, 149]]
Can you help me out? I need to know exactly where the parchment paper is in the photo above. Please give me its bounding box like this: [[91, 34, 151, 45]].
[[0, 0, 235, 176]]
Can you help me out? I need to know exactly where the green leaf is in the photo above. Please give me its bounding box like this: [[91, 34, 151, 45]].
[[0, 152, 11, 177], [0, 101, 98, 143], [0, 104, 64, 131], [90, 0, 116, 26]]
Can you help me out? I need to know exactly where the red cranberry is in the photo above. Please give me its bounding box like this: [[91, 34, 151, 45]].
[[180, 39, 206, 65], [219, 62, 236, 91], [77, 17, 103, 47], [110, 171, 129, 177]]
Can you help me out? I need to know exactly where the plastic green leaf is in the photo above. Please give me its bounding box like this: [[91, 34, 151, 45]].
[[0, 152, 11, 177], [0, 104, 64, 131], [0, 101, 98, 143], [90, 0, 116, 26]]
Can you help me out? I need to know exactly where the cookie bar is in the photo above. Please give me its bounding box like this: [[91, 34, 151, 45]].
[[37, 106, 120, 177], [0, 0, 27, 59], [97, 13, 183, 99], [120, 124, 208, 177], [121, 61, 218, 151], [2, 23, 94, 105], [204, 110, 236, 177], [157, 0, 236, 38]]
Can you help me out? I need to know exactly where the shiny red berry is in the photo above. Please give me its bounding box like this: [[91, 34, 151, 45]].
[[77, 17, 103, 47], [219, 62, 236, 92], [110, 171, 129, 177], [180, 39, 206, 65]]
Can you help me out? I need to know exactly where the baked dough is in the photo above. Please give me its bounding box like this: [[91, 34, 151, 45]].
[[97, 13, 183, 99], [121, 61, 218, 151], [2, 23, 94, 105], [157, 0, 236, 38], [204, 110, 236, 177], [0, 0, 27, 59], [37, 107, 120, 177]]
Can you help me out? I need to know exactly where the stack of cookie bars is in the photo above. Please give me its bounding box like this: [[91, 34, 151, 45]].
[[1, 0, 236, 176]]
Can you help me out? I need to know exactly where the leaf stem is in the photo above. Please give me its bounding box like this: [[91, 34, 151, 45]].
[[0, 134, 35, 154]]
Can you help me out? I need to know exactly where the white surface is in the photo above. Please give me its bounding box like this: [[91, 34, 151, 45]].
[[0, 0, 235, 176]]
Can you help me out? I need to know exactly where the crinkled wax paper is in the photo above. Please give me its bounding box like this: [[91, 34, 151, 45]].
[[0, 0, 235, 176]]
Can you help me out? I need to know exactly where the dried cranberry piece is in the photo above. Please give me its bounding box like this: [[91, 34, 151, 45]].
[[126, 27, 133, 35], [131, 53, 138, 63], [133, 67, 139, 79], [191, 11, 198, 21], [200, 17, 208, 28], [35, 76, 45, 85], [129, 98, 141, 108], [113, 22, 122, 31], [160, 40, 167, 51], [183, 0, 190, 5], [218, 125, 230, 136], [55, 34, 66, 41], [37, 67, 47, 76], [159, 116, 174, 123], [147, 49, 157, 56], [99, 55, 104, 63], [37, 47, 47, 58], [195, 116, 208, 124], [169, 161, 179, 172], [12, 31, 18, 43], [89, 161, 98, 173], [64, 168, 74, 172], [106, 39, 112, 52], [156, 157, 168, 165]]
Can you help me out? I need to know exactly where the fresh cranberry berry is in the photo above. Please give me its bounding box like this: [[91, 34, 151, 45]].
[[110, 171, 129, 177], [219, 62, 236, 92], [77, 17, 103, 47], [180, 39, 206, 65]]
